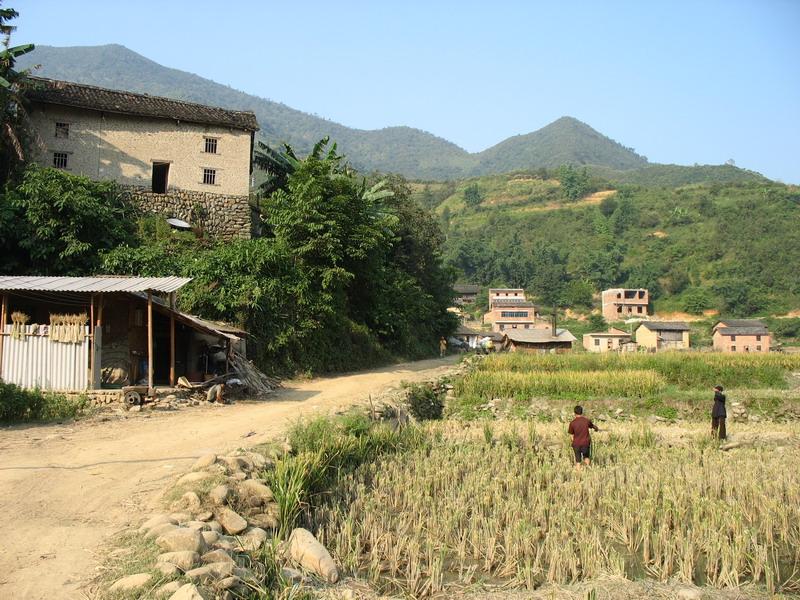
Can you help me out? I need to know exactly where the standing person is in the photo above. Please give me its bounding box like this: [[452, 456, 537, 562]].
[[712, 385, 727, 440], [568, 405, 600, 469], [439, 337, 447, 357]]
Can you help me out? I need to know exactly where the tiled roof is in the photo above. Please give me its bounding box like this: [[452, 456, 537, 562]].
[[716, 327, 769, 336], [639, 321, 691, 332], [454, 284, 479, 294], [716, 319, 767, 329], [27, 77, 259, 132], [503, 328, 577, 344]]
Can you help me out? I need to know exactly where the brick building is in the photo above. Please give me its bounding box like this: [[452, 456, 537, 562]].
[[583, 327, 633, 353], [484, 288, 538, 332], [27, 77, 259, 239], [635, 321, 690, 351], [712, 319, 771, 353], [601, 288, 649, 321]]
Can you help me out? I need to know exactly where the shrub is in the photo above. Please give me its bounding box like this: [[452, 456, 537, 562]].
[[406, 383, 444, 420], [0, 382, 87, 422]]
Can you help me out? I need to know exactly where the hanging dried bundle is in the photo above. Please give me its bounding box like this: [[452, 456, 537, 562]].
[[10, 311, 30, 340], [49, 313, 89, 343]]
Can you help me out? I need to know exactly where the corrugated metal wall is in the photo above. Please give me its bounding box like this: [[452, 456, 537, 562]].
[[1, 325, 89, 391]]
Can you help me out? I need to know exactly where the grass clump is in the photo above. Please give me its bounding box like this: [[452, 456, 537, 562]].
[[406, 382, 444, 420], [0, 382, 88, 422]]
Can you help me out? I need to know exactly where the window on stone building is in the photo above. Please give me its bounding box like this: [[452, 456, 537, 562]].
[[757, 345, 762, 351], [637, 306, 643, 313], [55, 122, 69, 138], [204, 137, 218, 154], [152, 162, 170, 194], [731, 335, 736, 342], [202, 168, 217, 185], [756, 335, 761, 341], [53, 152, 68, 169], [594, 338, 600, 346], [731, 345, 736, 352]]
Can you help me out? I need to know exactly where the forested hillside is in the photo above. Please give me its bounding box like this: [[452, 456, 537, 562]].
[[18, 45, 767, 183], [414, 172, 800, 316]]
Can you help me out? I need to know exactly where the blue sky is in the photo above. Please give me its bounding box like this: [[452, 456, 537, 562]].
[[14, 0, 800, 182]]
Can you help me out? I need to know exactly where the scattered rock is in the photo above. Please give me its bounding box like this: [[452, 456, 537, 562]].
[[109, 572, 152, 592], [236, 527, 267, 552], [140, 514, 177, 532], [157, 562, 180, 576], [145, 522, 179, 540], [209, 485, 231, 506], [174, 491, 202, 512], [201, 530, 220, 545], [287, 527, 339, 583], [206, 520, 223, 533], [217, 575, 243, 590], [157, 528, 207, 554], [168, 583, 212, 600], [185, 561, 235, 583], [157, 550, 199, 571], [155, 581, 182, 598], [213, 535, 237, 551], [230, 472, 247, 481], [246, 512, 279, 530], [196, 511, 213, 522], [192, 453, 217, 471], [281, 566, 304, 584], [215, 507, 248, 535], [169, 511, 193, 524], [185, 520, 212, 531], [238, 479, 274, 506], [201, 549, 234, 564]]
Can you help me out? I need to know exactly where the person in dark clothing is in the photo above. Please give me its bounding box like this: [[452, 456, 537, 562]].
[[568, 405, 600, 468], [712, 385, 727, 440]]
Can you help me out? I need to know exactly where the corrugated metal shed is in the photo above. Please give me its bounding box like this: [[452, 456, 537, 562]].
[[0, 276, 192, 294], [1, 324, 89, 391]]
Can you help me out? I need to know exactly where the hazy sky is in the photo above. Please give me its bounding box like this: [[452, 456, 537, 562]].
[[14, 0, 800, 182]]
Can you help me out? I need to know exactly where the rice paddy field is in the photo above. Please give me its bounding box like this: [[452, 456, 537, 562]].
[[311, 422, 800, 598]]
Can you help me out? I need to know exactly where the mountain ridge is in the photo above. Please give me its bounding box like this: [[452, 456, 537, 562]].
[[18, 44, 763, 183]]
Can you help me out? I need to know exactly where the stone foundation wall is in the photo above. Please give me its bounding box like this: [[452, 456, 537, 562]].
[[125, 187, 253, 240]]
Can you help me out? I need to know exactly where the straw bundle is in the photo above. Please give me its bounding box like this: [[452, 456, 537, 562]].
[[10, 311, 30, 340], [49, 313, 88, 343]]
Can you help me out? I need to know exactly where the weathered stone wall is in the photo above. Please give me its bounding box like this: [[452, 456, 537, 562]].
[[126, 187, 252, 240]]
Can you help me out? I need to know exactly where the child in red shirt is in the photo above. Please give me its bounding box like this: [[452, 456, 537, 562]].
[[568, 405, 600, 468]]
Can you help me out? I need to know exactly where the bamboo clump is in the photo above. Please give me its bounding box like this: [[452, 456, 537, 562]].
[[49, 313, 88, 343]]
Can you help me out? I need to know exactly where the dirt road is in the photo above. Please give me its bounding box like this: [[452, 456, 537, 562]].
[[0, 356, 459, 599]]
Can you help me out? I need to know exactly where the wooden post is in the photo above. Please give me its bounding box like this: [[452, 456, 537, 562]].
[[89, 294, 95, 389], [169, 292, 176, 387], [0, 294, 7, 379], [147, 291, 154, 397]]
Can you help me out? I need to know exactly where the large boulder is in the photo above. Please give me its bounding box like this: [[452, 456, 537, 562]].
[[168, 583, 212, 600], [139, 514, 177, 532], [237, 479, 274, 507], [192, 453, 217, 470], [287, 527, 339, 583], [184, 561, 235, 583], [236, 527, 267, 552], [209, 485, 232, 506], [157, 550, 199, 571], [215, 507, 248, 535], [157, 528, 207, 554], [155, 581, 182, 598]]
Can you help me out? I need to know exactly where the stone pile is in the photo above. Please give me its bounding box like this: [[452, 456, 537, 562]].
[[730, 401, 748, 422], [109, 448, 340, 598]]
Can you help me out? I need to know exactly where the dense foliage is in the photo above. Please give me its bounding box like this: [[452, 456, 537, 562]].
[[0, 166, 135, 274], [426, 173, 800, 315], [0, 382, 88, 422], [102, 142, 456, 374]]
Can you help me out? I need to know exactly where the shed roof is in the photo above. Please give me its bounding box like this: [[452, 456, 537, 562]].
[[453, 284, 479, 294], [0, 276, 192, 294], [715, 319, 767, 329], [27, 77, 260, 132], [504, 328, 577, 344], [638, 321, 690, 332]]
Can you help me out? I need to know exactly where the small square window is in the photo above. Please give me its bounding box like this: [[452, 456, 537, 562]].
[[637, 306, 643, 313], [756, 335, 761, 341], [53, 152, 68, 169], [731, 346, 736, 352], [204, 137, 218, 154], [731, 335, 736, 342], [55, 122, 69, 138], [756, 345, 762, 351], [594, 339, 600, 346], [202, 168, 216, 185], [617, 306, 622, 313]]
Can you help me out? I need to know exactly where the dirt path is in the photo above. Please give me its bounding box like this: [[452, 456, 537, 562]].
[[0, 356, 459, 600]]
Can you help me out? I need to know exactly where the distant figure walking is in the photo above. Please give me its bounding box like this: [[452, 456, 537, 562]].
[[568, 405, 600, 469], [439, 337, 447, 357], [712, 385, 727, 440]]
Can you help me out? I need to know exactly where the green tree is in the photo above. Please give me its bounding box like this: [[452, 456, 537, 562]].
[[557, 165, 589, 201], [463, 184, 482, 207]]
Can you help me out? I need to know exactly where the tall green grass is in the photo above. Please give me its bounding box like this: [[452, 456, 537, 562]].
[[477, 352, 800, 389], [0, 382, 88, 422]]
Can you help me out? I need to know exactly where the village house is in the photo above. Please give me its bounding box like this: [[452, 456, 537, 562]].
[[453, 284, 479, 305], [712, 319, 771, 353], [0, 276, 245, 398], [484, 288, 539, 332], [501, 327, 576, 353], [601, 288, 649, 321], [583, 327, 633, 353], [26, 77, 259, 240], [635, 321, 690, 351], [452, 324, 483, 349]]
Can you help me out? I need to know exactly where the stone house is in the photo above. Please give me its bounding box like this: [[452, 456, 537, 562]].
[[453, 284, 479, 306], [601, 288, 649, 321], [635, 321, 690, 351], [712, 319, 771, 353], [26, 77, 259, 239], [583, 327, 633, 353]]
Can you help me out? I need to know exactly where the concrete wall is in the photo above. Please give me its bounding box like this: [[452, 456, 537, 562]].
[[602, 288, 649, 321], [583, 334, 631, 352], [712, 331, 770, 353], [30, 104, 252, 197], [636, 327, 690, 350]]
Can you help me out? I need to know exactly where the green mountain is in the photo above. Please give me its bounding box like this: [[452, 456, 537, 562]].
[[415, 172, 800, 316], [18, 44, 762, 184]]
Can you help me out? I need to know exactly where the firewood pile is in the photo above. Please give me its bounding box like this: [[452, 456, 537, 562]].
[[229, 351, 281, 397]]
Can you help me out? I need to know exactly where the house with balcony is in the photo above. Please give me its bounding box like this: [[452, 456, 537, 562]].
[[602, 288, 649, 321]]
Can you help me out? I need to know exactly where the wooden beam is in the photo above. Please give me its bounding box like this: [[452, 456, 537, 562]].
[[147, 291, 154, 397], [89, 294, 95, 390], [0, 294, 7, 379], [169, 292, 176, 387]]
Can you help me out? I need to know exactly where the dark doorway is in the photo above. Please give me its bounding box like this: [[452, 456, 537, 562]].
[[152, 162, 170, 194]]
